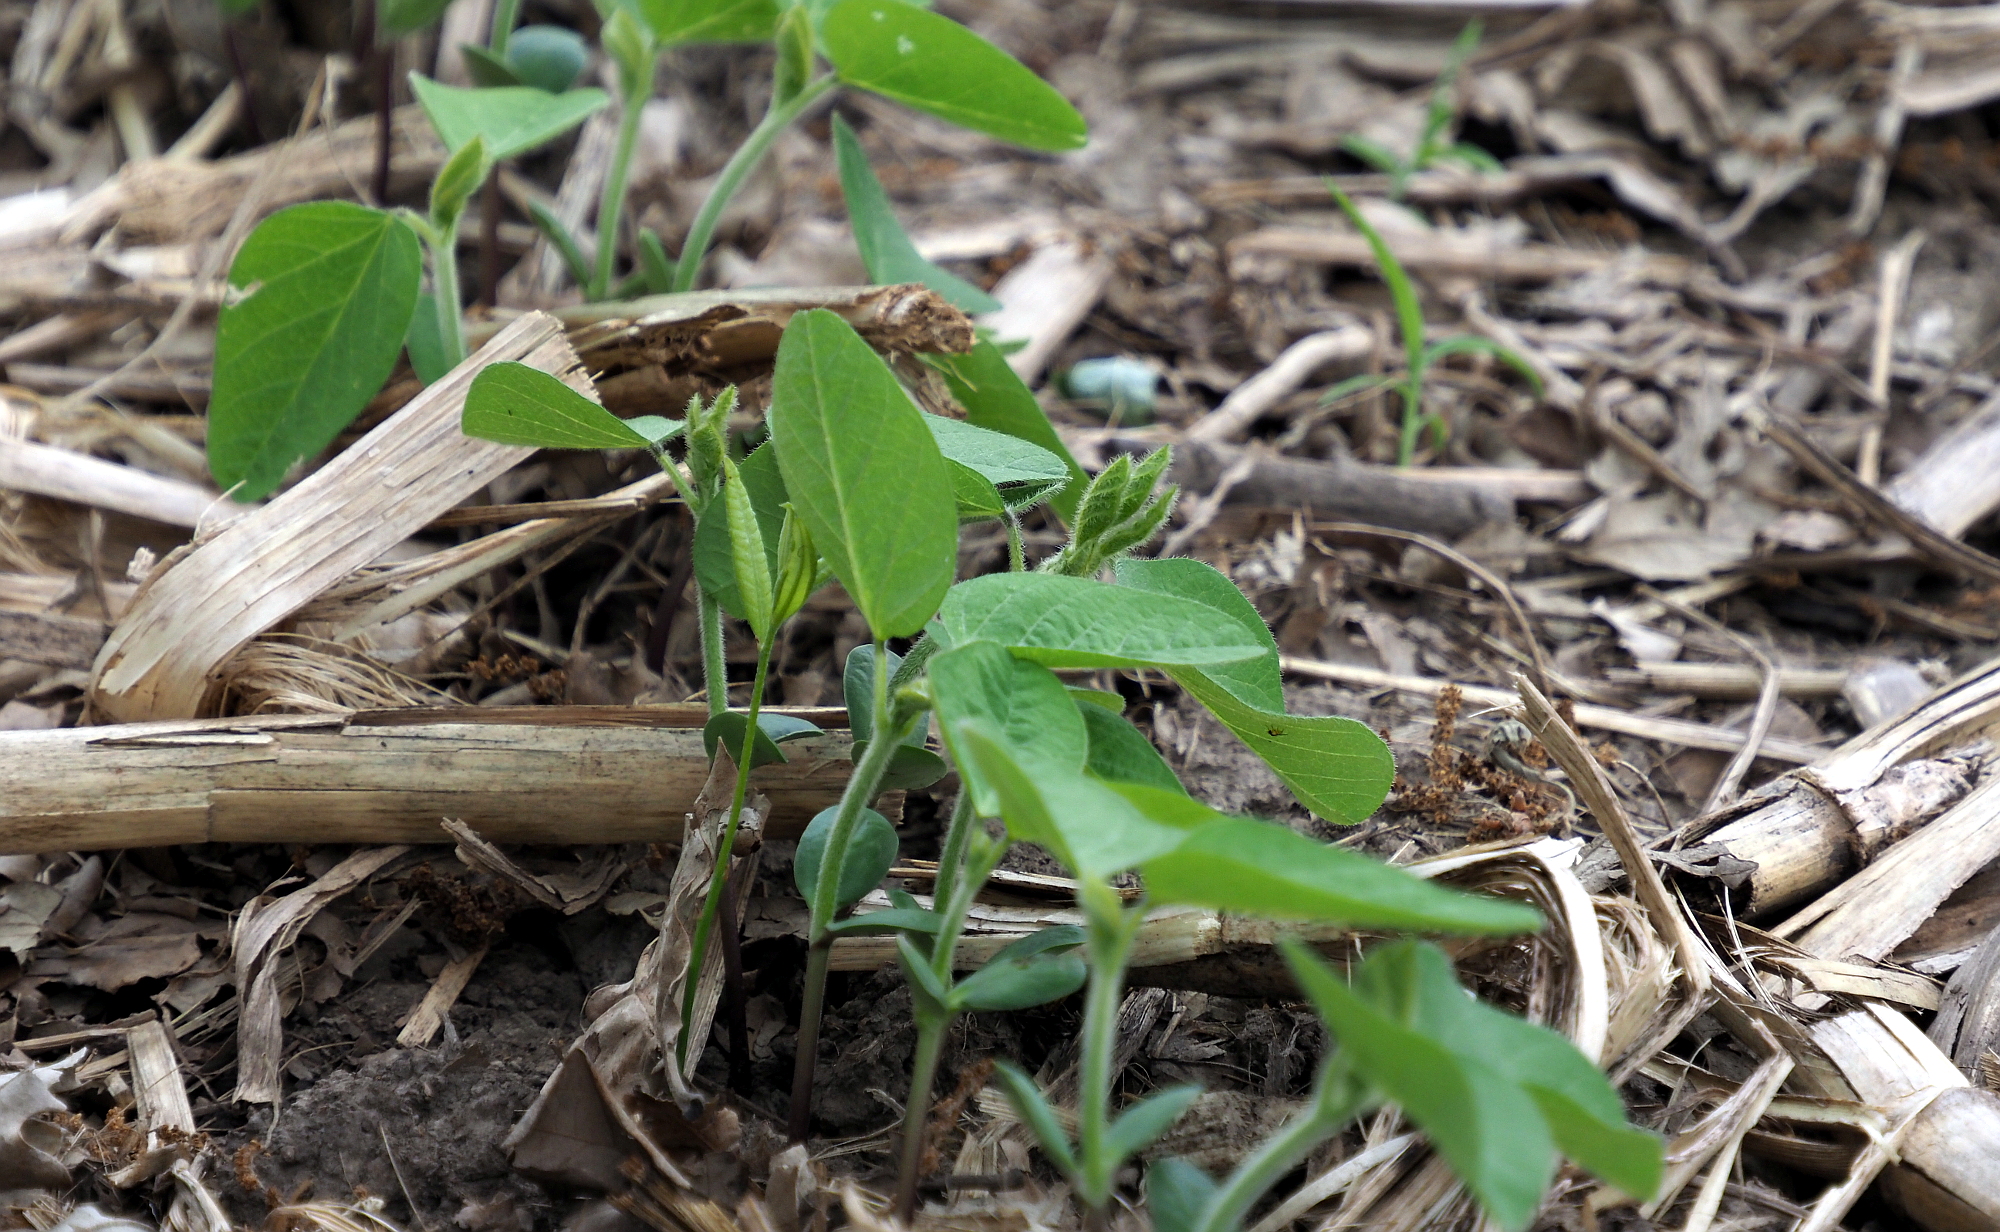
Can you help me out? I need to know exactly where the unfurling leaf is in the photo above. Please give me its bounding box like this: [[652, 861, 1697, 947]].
[[720, 452, 776, 639]]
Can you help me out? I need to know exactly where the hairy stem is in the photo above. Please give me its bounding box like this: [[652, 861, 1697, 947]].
[[1193, 1077, 1364, 1232], [591, 79, 648, 300], [699, 589, 726, 717], [432, 219, 467, 367], [670, 75, 837, 293], [929, 792, 976, 945], [1078, 893, 1139, 1214], [894, 1014, 949, 1221], [676, 637, 773, 1070]]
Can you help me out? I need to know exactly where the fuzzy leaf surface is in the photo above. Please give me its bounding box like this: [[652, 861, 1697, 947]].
[[937, 574, 1266, 670]]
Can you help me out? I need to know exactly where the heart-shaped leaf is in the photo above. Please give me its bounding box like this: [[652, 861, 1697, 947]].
[[794, 806, 899, 909], [937, 574, 1267, 670], [209, 203, 421, 500], [821, 0, 1086, 151], [409, 76, 609, 159], [463, 362, 673, 449], [769, 309, 959, 639], [832, 114, 1000, 314]]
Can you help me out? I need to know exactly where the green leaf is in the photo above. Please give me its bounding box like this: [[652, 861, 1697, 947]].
[[1077, 702, 1184, 795], [1104, 1085, 1202, 1169], [1167, 670, 1394, 825], [842, 644, 914, 747], [1146, 1159, 1218, 1232], [927, 415, 1070, 512], [701, 710, 821, 768], [1437, 142, 1505, 174], [459, 44, 524, 87], [636, 0, 779, 44], [720, 453, 776, 638], [208, 203, 421, 500], [1366, 942, 1662, 1198], [692, 444, 785, 624], [217, 0, 261, 18], [992, 1061, 1077, 1175], [897, 933, 952, 1010], [1326, 183, 1424, 377], [1113, 557, 1280, 711], [950, 926, 1086, 1012], [851, 742, 950, 791], [429, 134, 492, 231], [408, 76, 609, 159], [945, 460, 1007, 523], [1419, 336, 1544, 395], [506, 24, 590, 93], [1069, 686, 1124, 712], [463, 362, 657, 449], [1319, 373, 1392, 407], [832, 114, 1000, 314], [951, 720, 1183, 881], [769, 309, 960, 639], [1141, 812, 1543, 935], [379, 0, 452, 38], [600, 4, 656, 100], [406, 292, 452, 385], [930, 340, 1087, 524], [1284, 939, 1556, 1231], [827, 906, 943, 936], [937, 574, 1267, 670], [638, 229, 676, 294], [794, 806, 900, 909], [1340, 133, 1404, 178], [821, 0, 1087, 151], [931, 641, 1087, 815]]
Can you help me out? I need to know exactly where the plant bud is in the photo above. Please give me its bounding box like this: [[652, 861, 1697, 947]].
[[771, 505, 826, 626]]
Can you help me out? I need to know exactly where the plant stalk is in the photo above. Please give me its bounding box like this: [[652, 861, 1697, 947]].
[[487, 0, 521, 56], [699, 590, 727, 717], [591, 78, 649, 300], [786, 940, 833, 1142], [432, 221, 467, 367], [676, 638, 774, 1070], [894, 1014, 949, 1221], [1078, 892, 1139, 1215], [786, 657, 904, 1140], [670, 75, 837, 293]]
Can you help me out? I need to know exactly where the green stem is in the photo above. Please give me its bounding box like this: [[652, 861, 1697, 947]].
[[591, 80, 649, 300], [700, 589, 727, 717], [894, 1014, 949, 1221], [1006, 515, 1026, 572], [676, 637, 774, 1070], [1396, 378, 1422, 467], [786, 655, 904, 1140], [929, 792, 976, 952], [433, 220, 467, 367], [670, 75, 837, 293], [487, 0, 520, 56], [1192, 1074, 1365, 1232], [1077, 892, 1139, 1213]]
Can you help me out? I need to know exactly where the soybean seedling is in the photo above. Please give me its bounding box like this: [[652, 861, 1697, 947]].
[[456, 304, 1664, 1229], [1321, 181, 1542, 466], [531, 0, 1087, 302], [1339, 20, 1502, 201]]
